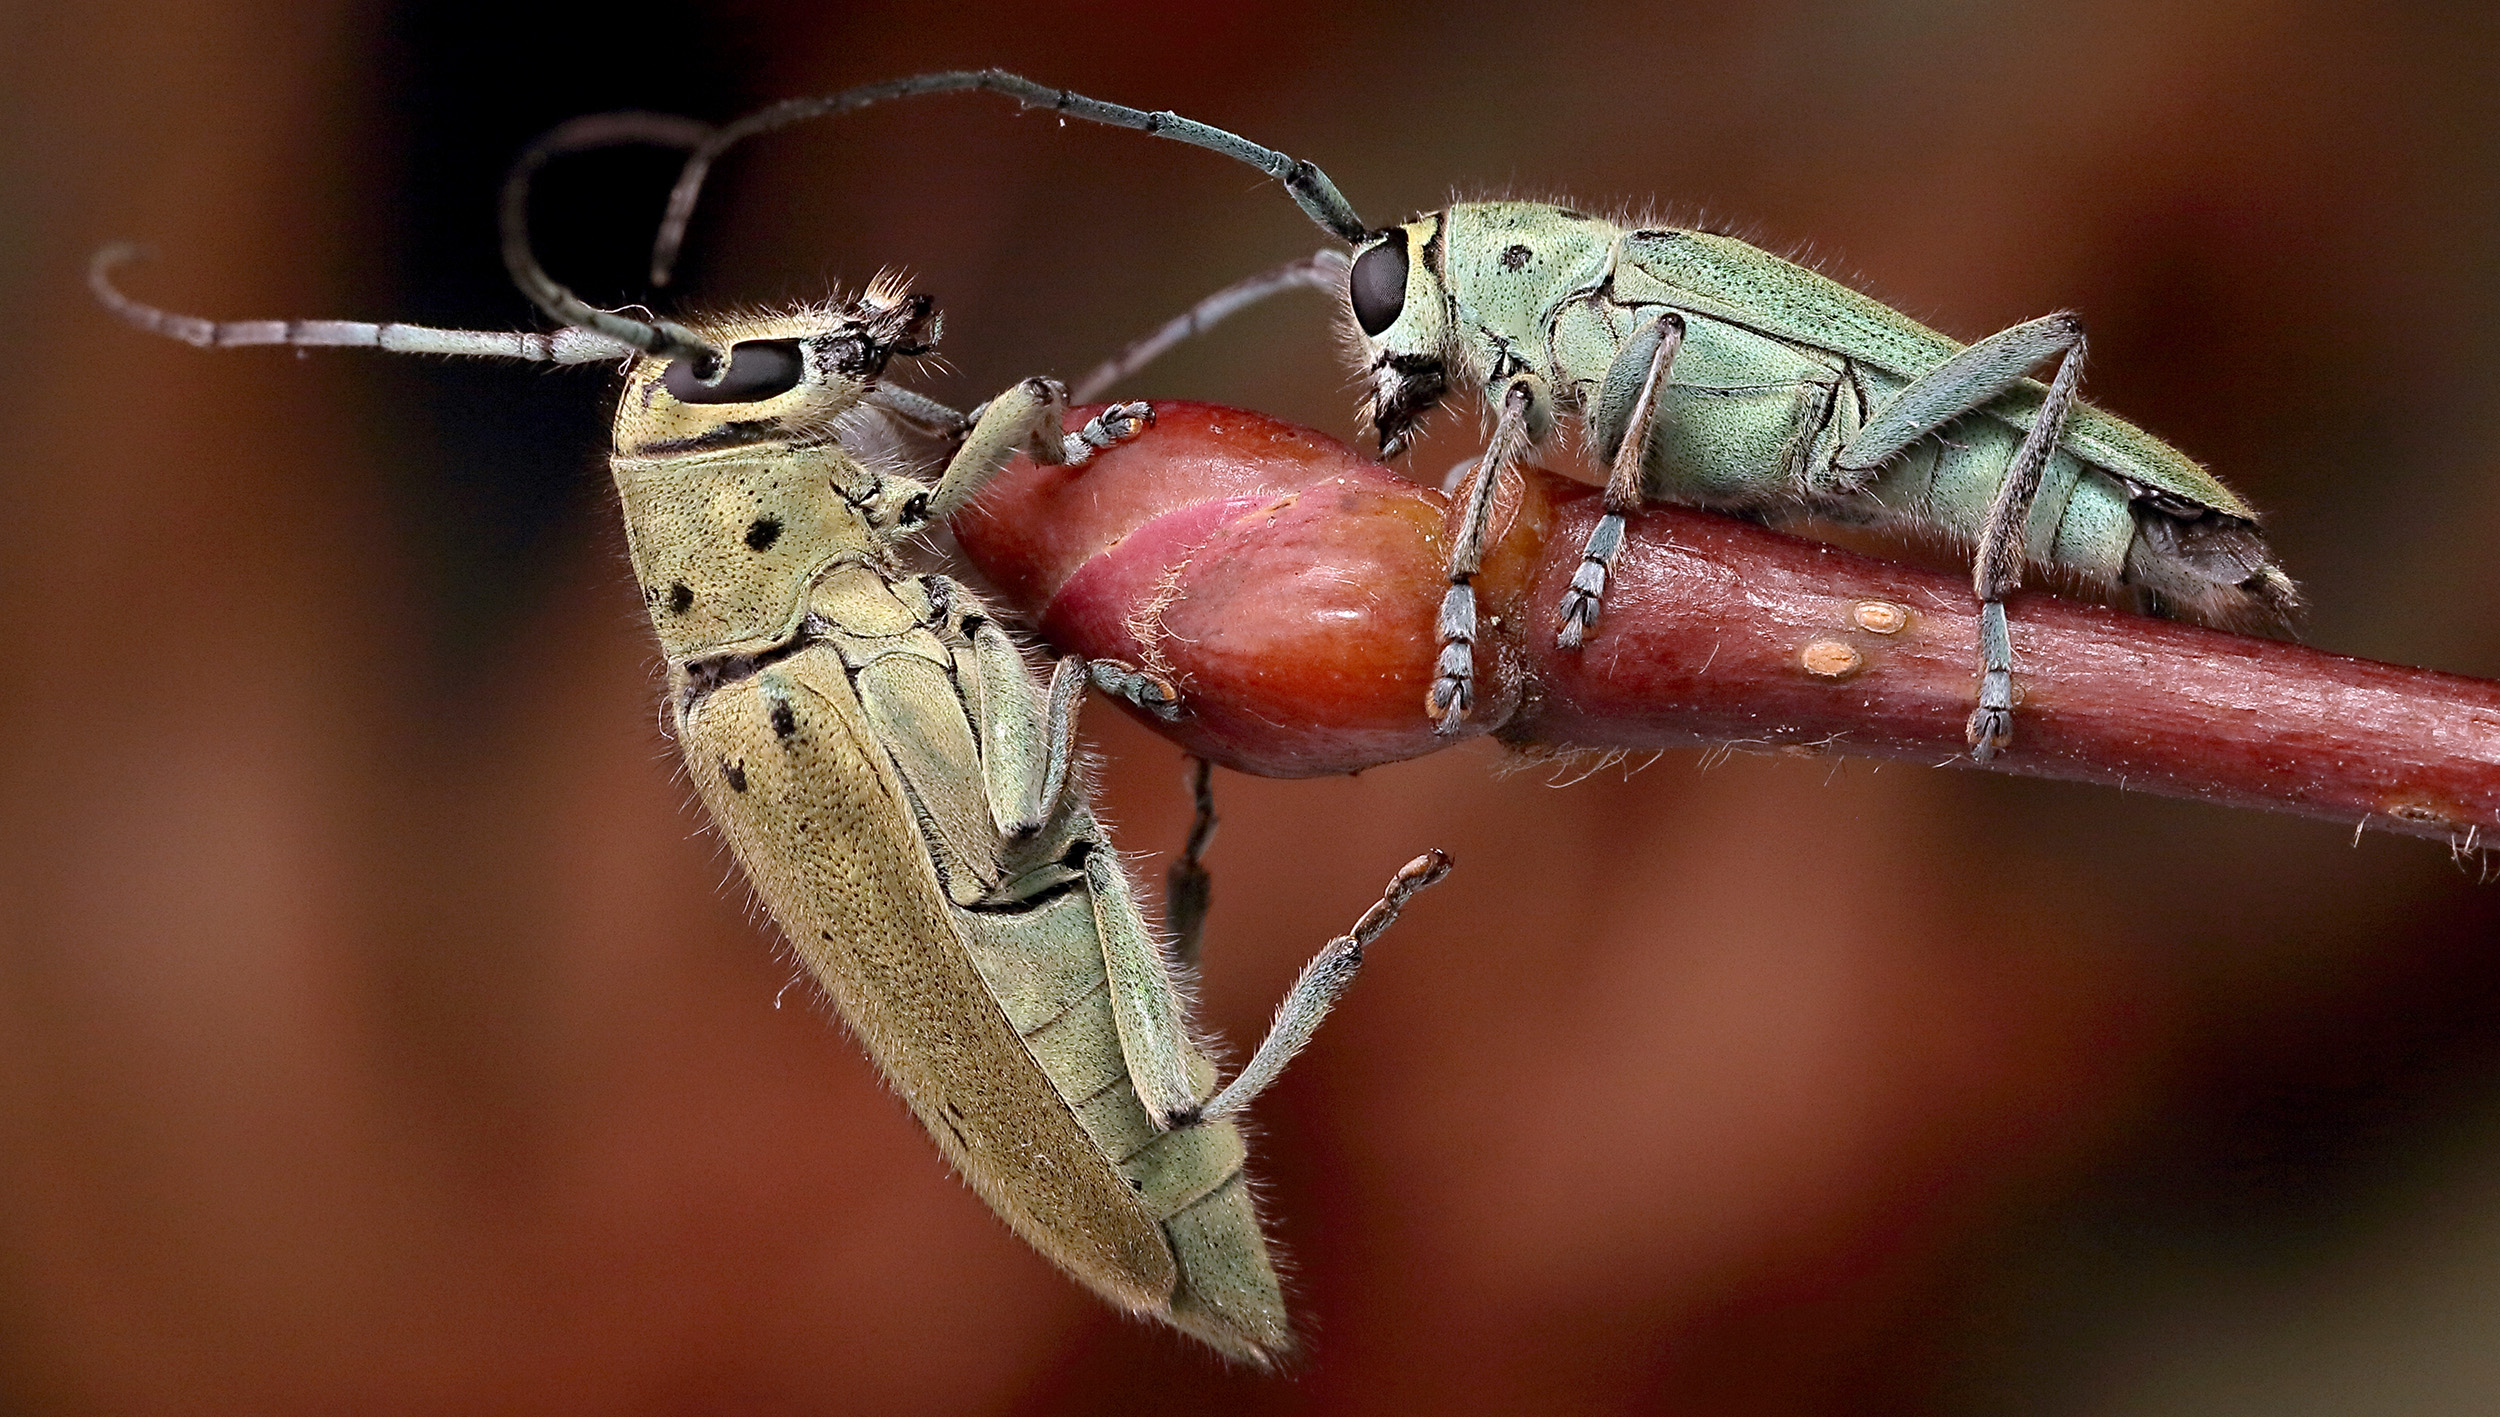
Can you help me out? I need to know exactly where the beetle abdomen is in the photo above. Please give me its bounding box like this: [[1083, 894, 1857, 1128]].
[[677, 646, 1184, 1309], [968, 892, 1294, 1363], [678, 635, 1295, 1362], [1840, 391, 2297, 630], [2122, 499, 2301, 628]]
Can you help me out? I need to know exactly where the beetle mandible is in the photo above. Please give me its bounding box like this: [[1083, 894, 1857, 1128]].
[[647, 71, 2299, 761], [88, 110, 1450, 1366]]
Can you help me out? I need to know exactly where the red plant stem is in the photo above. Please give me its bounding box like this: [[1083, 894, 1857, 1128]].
[[953, 403, 2500, 846]]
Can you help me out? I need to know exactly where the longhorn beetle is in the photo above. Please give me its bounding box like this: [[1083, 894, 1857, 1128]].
[[646, 71, 2299, 761], [91, 110, 1450, 1366]]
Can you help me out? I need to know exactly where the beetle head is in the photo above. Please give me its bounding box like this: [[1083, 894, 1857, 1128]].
[[612, 275, 937, 459], [1345, 217, 1454, 457]]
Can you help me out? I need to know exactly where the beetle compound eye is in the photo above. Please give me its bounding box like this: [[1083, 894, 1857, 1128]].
[[664, 339, 806, 404], [1349, 236, 1410, 337]]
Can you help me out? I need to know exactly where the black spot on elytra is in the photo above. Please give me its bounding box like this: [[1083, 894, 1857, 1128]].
[[1500, 244, 1534, 272], [668, 582, 694, 614], [1554, 207, 1589, 220], [769, 700, 797, 739], [722, 759, 748, 793], [1128, 1175, 1146, 1192], [744, 517, 782, 551]]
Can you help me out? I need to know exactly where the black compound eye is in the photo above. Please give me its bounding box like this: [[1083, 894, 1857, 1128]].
[[663, 339, 805, 404], [1349, 235, 1410, 337]]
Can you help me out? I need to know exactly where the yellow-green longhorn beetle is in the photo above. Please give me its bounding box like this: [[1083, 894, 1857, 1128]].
[[649, 72, 2300, 761], [91, 112, 1449, 1367]]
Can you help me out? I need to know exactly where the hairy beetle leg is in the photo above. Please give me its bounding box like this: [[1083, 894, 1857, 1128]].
[[1555, 513, 1624, 650], [1102, 839, 1454, 1133], [1558, 312, 1683, 650], [1832, 312, 2088, 761], [1431, 376, 1543, 732], [1193, 848, 1453, 1126]]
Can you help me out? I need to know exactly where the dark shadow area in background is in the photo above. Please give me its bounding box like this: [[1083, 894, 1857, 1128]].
[[1947, 847, 2500, 1409], [365, 2, 752, 664]]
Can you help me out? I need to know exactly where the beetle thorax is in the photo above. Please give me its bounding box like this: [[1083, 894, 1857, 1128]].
[[613, 442, 886, 663], [1437, 203, 1617, 360]]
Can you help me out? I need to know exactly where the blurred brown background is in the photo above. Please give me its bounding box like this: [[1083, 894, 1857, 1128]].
[[10, 1, 2500, 1412]]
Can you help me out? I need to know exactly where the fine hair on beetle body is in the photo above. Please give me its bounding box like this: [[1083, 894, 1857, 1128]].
[[643, 71, 2300, 766], [89, 108, 1451, 1368]]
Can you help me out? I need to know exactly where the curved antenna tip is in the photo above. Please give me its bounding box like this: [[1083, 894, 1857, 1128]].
[[88, 242, 167, 326], [501, 110, 727, 375], [89, 241, 149, 285]]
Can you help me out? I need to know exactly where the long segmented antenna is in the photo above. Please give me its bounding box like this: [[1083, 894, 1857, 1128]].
[[499, 110, 730, 378], [90, 244, 637, 364], [648, 69, 1371, 288], [1072, 249, 1349, 402]]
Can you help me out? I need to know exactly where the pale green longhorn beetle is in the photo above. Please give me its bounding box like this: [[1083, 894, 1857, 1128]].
[[648, 72, 2300, 761], [92, 111, 1449, 1367]]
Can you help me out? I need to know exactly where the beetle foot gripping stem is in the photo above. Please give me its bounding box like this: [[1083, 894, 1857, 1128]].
[[1428, 582, 1478, 733], [1087, 657, 1185, 721], [1968, 600, 2015, 761], [1060, 400, 1156, 466], [1554, 512, 1627, 650]]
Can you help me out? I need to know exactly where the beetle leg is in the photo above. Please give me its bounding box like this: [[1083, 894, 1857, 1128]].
[[1194, 849, 1451, 1126], [955, 560, 1182, 723], [1964, 332, 2088, 760], [1828, 313, 2085, 482], [972, 632, 1088, 841], [1086, 841, 1206, 1130], [964, 628, 1182, 830], [1558, 311, 1684, 649], [1097, 830, 1451, 1131], [1085, 657, 1184, 720], [1430, 374, 1541, 733], [1072, 249, 1351, 402], [1165, 758, 1218, 974], [865, 385, 970, 441], [946, 634, 1201, 1128], [921, 377, 1154, 525], [1829, 313, 2088, 760], [1061, 399, 1157, 464], [952, 640, 1199, 1129]]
